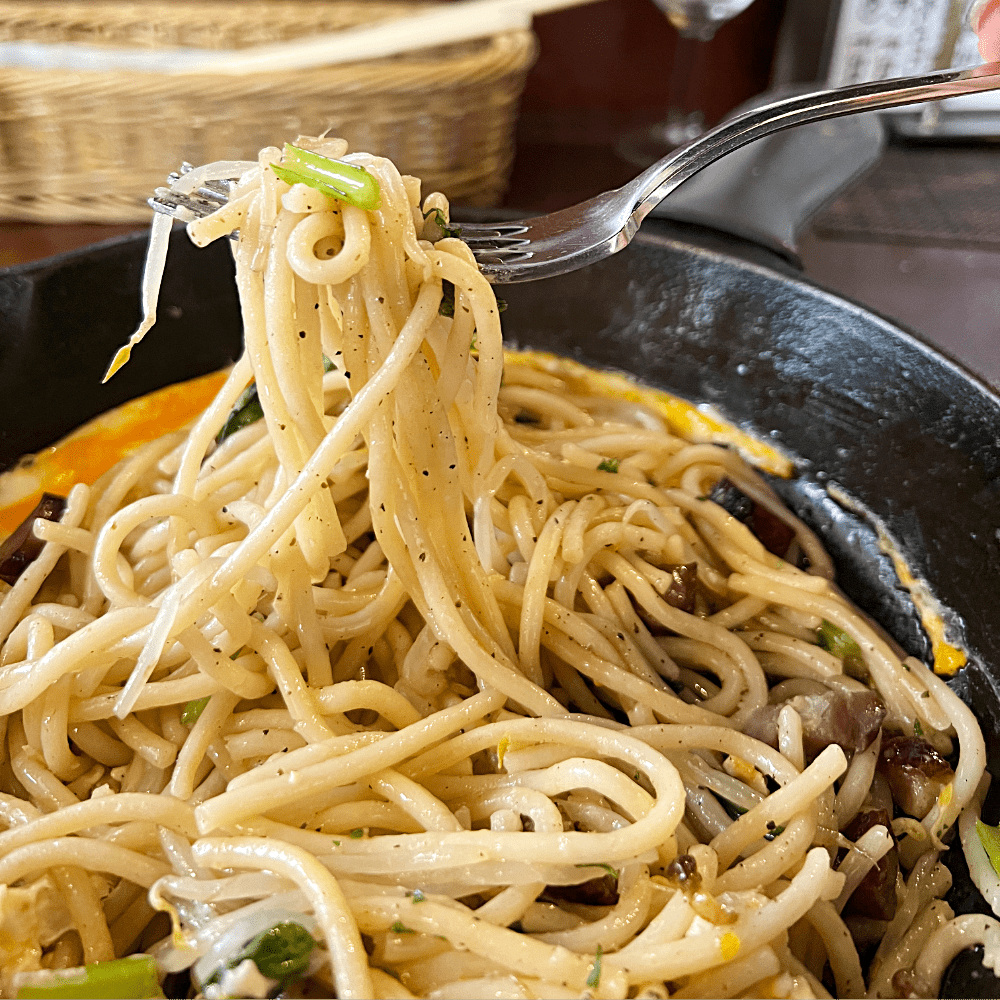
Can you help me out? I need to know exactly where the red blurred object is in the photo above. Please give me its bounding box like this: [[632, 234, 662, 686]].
[[506, 0, 787, 211]]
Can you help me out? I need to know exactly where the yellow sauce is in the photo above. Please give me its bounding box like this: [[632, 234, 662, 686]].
[[0, 369, 229, 536], [877, 525, 967, 676], [504, 351, 794, 478]]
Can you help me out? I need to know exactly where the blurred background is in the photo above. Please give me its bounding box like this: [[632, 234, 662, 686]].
[[0, 0, 996, 382]]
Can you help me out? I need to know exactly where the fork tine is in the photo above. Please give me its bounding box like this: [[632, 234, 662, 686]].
[[454, 221, 529, 237], [472, 248, 532, 264], [152, 188, 220, 216], [459, 237, 530, 251]]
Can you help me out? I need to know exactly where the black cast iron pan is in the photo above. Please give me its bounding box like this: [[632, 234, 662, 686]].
[[0, 212, 999, 994]]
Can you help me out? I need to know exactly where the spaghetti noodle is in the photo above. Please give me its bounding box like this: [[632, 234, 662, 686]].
[[0, 138, 996, 999]]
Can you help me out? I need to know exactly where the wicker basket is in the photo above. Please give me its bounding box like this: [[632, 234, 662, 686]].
[[0, 1, 537, 222]]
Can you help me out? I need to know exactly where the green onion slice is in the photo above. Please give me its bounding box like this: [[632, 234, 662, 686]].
[[272, 145, 380, 211], [817, 619, 865, 675], [15, 955, 164, 999], [978, 819, 1000, 877]]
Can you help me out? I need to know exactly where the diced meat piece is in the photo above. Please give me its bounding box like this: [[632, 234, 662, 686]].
[[840, 808, 898, 921], [708, 478, 796, 557], [663, 563, 697, 614], [0, 493, 66, 585], [543, 873, 619, 907], [877, 736, 955, 819], [742, 689, 886, 761]]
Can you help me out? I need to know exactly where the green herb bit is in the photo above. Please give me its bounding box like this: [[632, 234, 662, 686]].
[[217, 382, 264, 442], [273, 145, 381, 211], [718, 797, 748, 822], [323, 353, 336, 373], [586, 944, 603, 989], [914, 718, 924, 737], [409, 888, 426, 903], [439, 279, 456, 317], [390, 921, 415, 935], [15, 955, 164, 999], [470, 332, 478, 352], [350, 827, 365, 839], [817, 619, 865, 674], [181, 696, 211, 725], [978, 819, 1000, 876], [423, 207, 462, 239], [209, 921, 316, 990], [575, 862, 619, 881], [496, 298, 508, 313], [597, 458, 619, 474]]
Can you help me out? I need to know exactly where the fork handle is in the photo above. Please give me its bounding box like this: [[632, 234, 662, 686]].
[[631, 60, 1000, 223], [649, 88, 885, 264]]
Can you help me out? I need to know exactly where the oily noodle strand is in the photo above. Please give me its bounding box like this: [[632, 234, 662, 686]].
[[0, 138, 992, 1000]]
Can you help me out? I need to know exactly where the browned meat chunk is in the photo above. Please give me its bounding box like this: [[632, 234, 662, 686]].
[[663, 563, 697, 613], [877, 736, 955, 819], [708, 478, 796, 557], [743, 689, 886, 761], [543, 873, 619, 907]]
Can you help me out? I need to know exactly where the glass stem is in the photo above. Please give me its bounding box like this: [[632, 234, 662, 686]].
[[664, 33, 709, 142]]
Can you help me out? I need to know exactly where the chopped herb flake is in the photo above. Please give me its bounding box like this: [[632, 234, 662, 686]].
[[439, 279, 456, 317], [575, 863, 618, 881], [350, 828, 365, 839], [914, 719, 924, 737], [390, 921, 415, 935], [586, 945, 603, 989], [423, 207, 461, 239], [597, 458, 619, 474], [181, 696, 210, 725]]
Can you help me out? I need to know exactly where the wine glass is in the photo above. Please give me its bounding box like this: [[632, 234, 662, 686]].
[[617, 0, 758, 166]]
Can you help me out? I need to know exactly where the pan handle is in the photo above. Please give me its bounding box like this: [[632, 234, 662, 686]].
[[649, 87, 886, 266]]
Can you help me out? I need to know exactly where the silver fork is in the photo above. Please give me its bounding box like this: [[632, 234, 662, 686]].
[[152, 60, 1000, 284]]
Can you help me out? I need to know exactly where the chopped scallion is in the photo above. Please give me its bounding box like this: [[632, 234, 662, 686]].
[[977, 819, 1000, 877], [272, 145, 380, 211], [15, 955, 164, 999], [217, 383, 264, 442], [817, 619, 865, 674], [206, 921, 316, 991]]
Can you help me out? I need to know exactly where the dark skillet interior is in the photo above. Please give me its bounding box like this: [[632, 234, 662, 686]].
[[1, 222, 999, 994]]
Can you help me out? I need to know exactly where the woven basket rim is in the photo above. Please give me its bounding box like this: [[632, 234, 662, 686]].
[[0, 34, 534, 87]]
